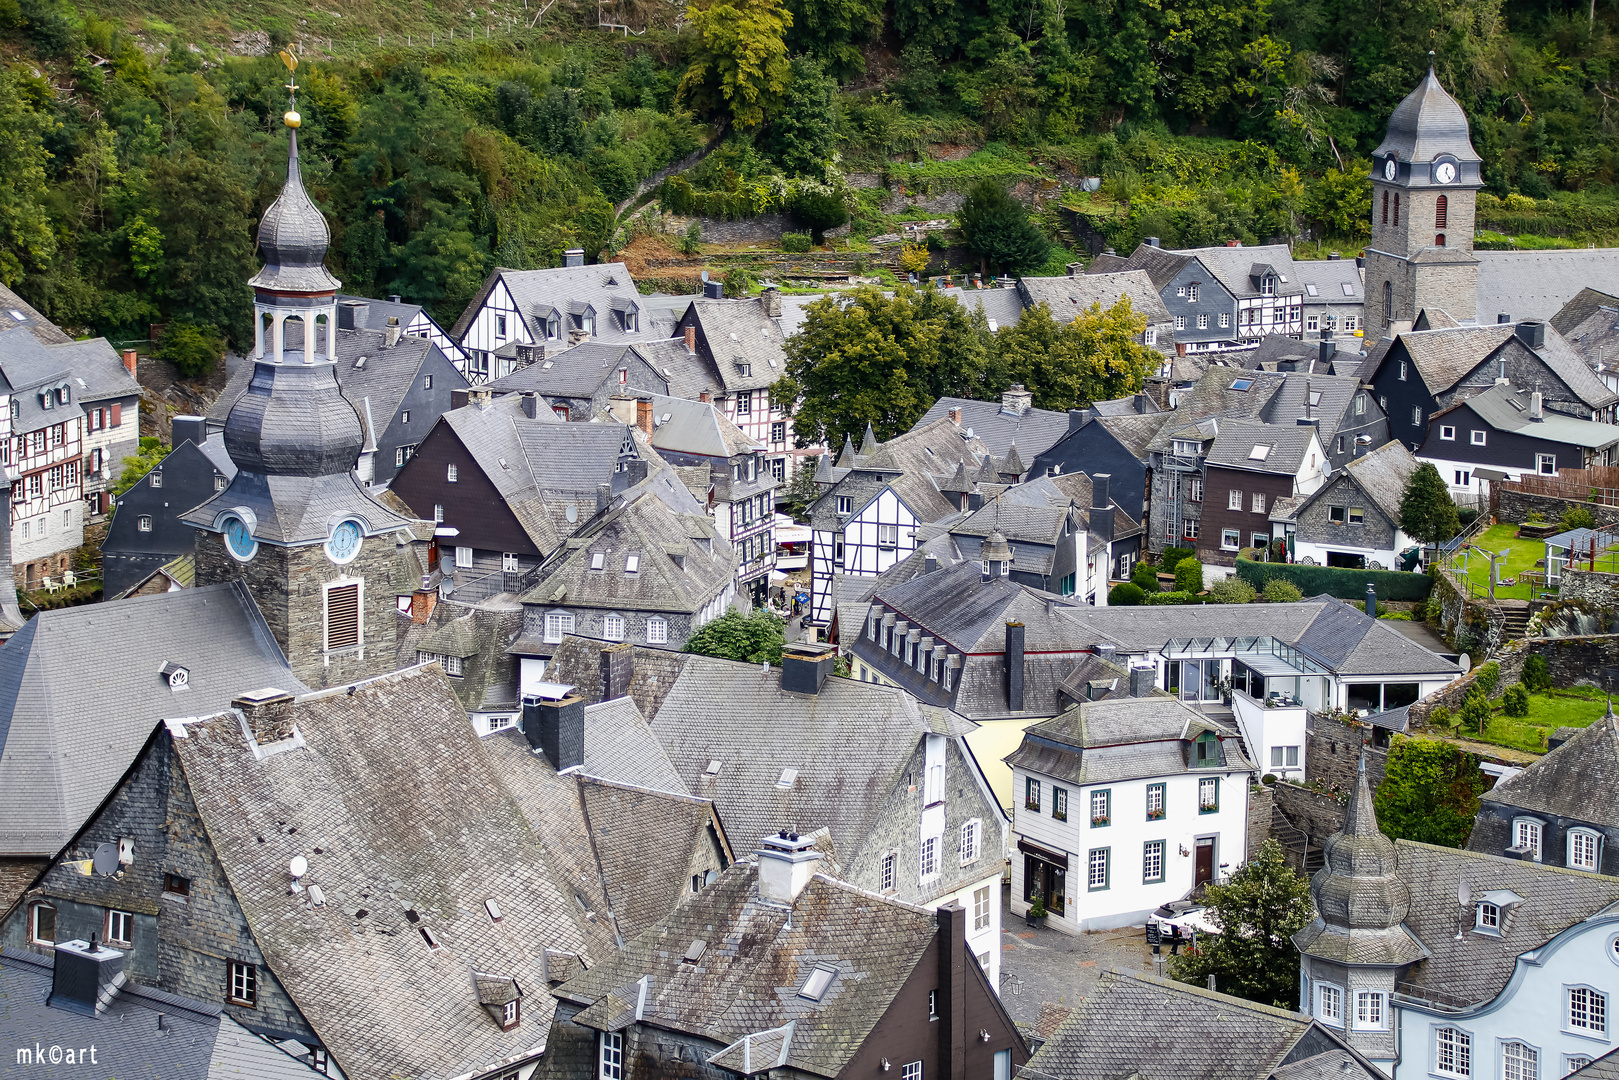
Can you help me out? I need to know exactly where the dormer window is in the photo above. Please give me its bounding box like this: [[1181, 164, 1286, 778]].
[[57, 388, 69, 405], [502, 1000, 520, 1028], [1260, 276, 1276, 297], [1476, 901, 1500, 930], [548, 315, 560, 339], [1194, 732, 1220, 767]]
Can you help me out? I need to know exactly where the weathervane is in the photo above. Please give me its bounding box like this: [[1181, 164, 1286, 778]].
[[279, 45, 301, 128]]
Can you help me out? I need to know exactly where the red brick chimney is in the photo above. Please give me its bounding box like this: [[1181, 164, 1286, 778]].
[[636, 397, 654, 439], [947, 406, 962, 425], [410, 584, 438, 624], [121, 350, 138, 377], [699, 389, 711, 403], [684, 325, 697, 354]]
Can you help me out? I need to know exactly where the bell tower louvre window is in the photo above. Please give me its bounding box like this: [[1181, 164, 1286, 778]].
[[326, 583, 360, 650], [1436, 194, 1448, 227]]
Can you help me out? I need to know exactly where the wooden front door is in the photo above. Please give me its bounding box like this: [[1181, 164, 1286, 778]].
[[1195, 838, 1215, 887]]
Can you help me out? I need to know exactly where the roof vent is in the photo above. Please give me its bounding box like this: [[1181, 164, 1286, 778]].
[[682, 939, 708, 964], [160, 661, 189, 690]]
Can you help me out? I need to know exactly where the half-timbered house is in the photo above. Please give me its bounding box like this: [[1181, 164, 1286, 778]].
[[1095, 241, 1306, 352], [0, 328, 86, 590]]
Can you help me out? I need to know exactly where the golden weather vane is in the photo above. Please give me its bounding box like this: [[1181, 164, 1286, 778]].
[[278, 45, 301, 128]]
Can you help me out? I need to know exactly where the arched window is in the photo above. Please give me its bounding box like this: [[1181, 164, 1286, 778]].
[[1393, 193, 1400, 226], [1383, 281, 1394, 326], [1435, 234, 1446, 247], [1436, 194, 1448, 227], [1381, 191, 1389, 225]]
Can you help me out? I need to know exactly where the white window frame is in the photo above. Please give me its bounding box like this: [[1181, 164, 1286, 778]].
[[902, 1063, 922, 1080], [1355, 990, 1385, 1030], [543, 611, 575, 643], [1189, 479, 1204, 502], [973, 884, 991, 930], [920, 835, 939, 880], [1219, 312, 1230, 328], [599, 1031, 623, 1080], [1539, 454, 1558, 476], [1174, 315, 1186, 331], [878, 524, 899, 548], [1568, 986, 1608, 1036], [228, 960, 257, 1006], [501, 552, 519, 572], [1477, 901, 1500, 931], [1569, 829, 1601, 872], [1252, 492, 1266, 513], [1503, 1041, 1539, 1080], [603, 614, 626, 642], [961, 820, 980, 865], [1222, 528, 1241, 550], [1228, 489, 1244, 510], [1472, 429, 1488, 446], [1441, 425, 1457, 441], [447, 463, 459, 482], [455, 546, 473, 568], [1516, 818, 1544, 860], [881, 852, 896, 892], [646, 617, 668, 644], [1436, 1027, 1472, 1078], [1318, 983, 1343, 1026]]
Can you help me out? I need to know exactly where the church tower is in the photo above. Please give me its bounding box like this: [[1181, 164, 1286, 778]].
[[1363, 61, 1483, 332], [1291, 756, 1427, 1068], [183, 55, 423, 690]]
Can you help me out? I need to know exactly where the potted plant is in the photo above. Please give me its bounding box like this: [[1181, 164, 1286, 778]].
[[1147, 807, 1165, 821], [1026, 895, 1047, 928]]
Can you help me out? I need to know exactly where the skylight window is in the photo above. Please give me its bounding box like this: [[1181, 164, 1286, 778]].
[[1342, 282, 1356, 296], [706, 759, 722, 775], [1230, 379, 1254, 391], [8, 310, 23, 321], [1305, 284, 1319, 297], [624, 553, 640, 573], [485, 899, 503, 922], [591, 552, 605, 570], [799, 965, 837, 1001], [1308, 391, 1322, 407], [777, 767, 799, 789], [683, 939, 708, 964], [1248, 444, 1273, 461]]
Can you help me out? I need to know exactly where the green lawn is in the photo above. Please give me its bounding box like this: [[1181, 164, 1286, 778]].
[[1448, 524, 1546, 601], [1464, 686, 1611, 753]]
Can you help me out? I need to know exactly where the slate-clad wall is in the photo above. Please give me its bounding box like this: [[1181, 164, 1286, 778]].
[[0, 737, 315, 1043], [1294, 471, 1399, 554], [195, 532, 403, 691]]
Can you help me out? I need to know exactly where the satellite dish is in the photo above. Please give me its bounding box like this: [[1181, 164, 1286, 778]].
[[565, 504, 578, 524], [289, 855, 309, 880], [92, 843, 119, 877]]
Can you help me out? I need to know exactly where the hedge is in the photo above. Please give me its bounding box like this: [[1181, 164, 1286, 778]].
[[1233, 558, 1433, 602]]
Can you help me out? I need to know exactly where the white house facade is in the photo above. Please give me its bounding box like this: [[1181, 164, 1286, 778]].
[[1005, 696, 1254, 933], [808, 486, 925, 626]]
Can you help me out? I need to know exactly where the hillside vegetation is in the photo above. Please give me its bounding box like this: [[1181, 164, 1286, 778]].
[[2, 0, 1619, 357]]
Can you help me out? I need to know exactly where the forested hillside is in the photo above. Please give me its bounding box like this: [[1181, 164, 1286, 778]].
[[0, 0, 1616, 359]]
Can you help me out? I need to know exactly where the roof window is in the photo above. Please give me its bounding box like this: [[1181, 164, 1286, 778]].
[[799, 965, 837, 1001], [1230, 379, 1254, 391], [590, 552, 605, 570], [777, 767, 798, 789], [1342, 282, 1356, 296], [1248, 444, 1273, 461], [625, 553, 640, 573], [484, 898, 503, 922], [682, 939, 707, 964], [1305, 284, 1319, 297]]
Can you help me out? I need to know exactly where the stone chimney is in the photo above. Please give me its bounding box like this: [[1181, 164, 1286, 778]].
[[1001, 384, 1033, 415], [1129, 664, 1155, 697], [757, 831, 822, 903], [781, 641, 836, 695], [600, 642, 634, 701], [523, 691, 585, 771], [385, 317, 402, 347], [48, 937, 126, 1015], [1006, 622, 1025, 712], [761, 284, 782, 319], [233, 688, 297, 746], [121, 349, 138, 378], [636, 397, 654, 439], [596, 483, 612, 514]]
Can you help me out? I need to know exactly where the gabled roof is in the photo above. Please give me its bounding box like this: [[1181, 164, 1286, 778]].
[[555, 864, 941, 1078], [1006, 697, 1249, 786], [647, 392, 762, 458], [1204, 419, 1318, 476], [0, 282, 72, 345], [1293, 258, 1363, 303], [453, 263, 648, 342], [0, 581, 304, 857], [938, 285, 1026, 331], [1389, 321, 1617, 410], [1256, 373, 1367, 457], [913, 396, 1070, 460], [687, 298, 790, 391], [1297, 440, 1418, 523], [486, 341, 660, 399], [0, 947, 324, 1080], [1174, 244, 1305, 299], [1090, 244, 1195, 292], [518, 477, 735, 615], [1146, 368, 1288, 452], [873, 560, 1087, 654], [0, 327, 139, 435], [1551, 287, 1619, 337], [1447, 382, 1619, 449], [1475, 705, 1619, 829], [808, 418, 990, 529], [1018, 270, 1173, 331], [170, 666, 594, 1080]]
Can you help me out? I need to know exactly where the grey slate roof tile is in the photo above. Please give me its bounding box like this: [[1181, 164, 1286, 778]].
[[0, 282, 72, 345], [0, 581, 304, 857], [1477, 251, 1619, 325], [452, 264, 650, 343], [914, 397, 1071, 460], [1473, 708, 1619, 828]]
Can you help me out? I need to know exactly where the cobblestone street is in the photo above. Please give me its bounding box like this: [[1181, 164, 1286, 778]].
[[997, 885, 1178, 1037]]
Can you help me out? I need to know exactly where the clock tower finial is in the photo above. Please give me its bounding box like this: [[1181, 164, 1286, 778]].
[[1364, 64, 1483, 333]]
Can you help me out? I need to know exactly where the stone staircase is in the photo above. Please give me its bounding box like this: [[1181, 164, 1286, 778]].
[[1272, 804, 1325, 875], [1499, 599, 1532, 641]]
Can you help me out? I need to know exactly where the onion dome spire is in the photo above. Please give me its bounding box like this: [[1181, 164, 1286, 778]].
[[249, 49, 341, 295]]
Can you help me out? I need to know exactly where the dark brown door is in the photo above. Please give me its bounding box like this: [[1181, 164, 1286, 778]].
[[1195, 838, 1215, 886]]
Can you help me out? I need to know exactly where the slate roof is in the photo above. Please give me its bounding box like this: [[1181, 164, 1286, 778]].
[[1176, 244, 1306, 300], [1294, 258, 1363, 305], [1090, 244, 1195, 292], [914, 396, 1071, 460], [1373, 67, 1482, 166], [1257, 373, 1366, 457], [0, 581, 304, 857], [688, 298, 791, 392], [1473, 706, 1619, 829], [1146, 369, 1288, 452], [1476, 251, 1619, 324], [939, 285, 1027, 331], [1092, 413, 1166, 460], [1089, 392, 1163, 417], [1448, 382, 1619, 448], [0, 282, 72, 345], [1571, 1049, 1619, 1080], [807, 418, 990, 530], [1005, 697, 1247, 787], [206, 322, 462, 434], [251, 130, 342, 294], [1205, 420, 1318, 476], [1390, 322, 1617, 410], [1392, 841, 1619, 1005], [1024, 970, 1376, 1080], [453, 264, 648, 343], [0, 947, 325, 1080], [873, 561, 1087, 654], [396, 599, 523, 713], [648, 393, 761, 458], [642, 653, 973, 864], [1291, 440, 1419, 526], [0, 327, 142, 436], [1018, 270, 1174, 341], [1551, 288, 1619, 338], [518, 475, 736, 614], [170, 665, 594, 1080], [553, 862, 940, 1078], [485, 341, 662, 399]]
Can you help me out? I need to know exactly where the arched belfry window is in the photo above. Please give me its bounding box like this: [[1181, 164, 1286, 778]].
[[1436, 194, 1448, 228]]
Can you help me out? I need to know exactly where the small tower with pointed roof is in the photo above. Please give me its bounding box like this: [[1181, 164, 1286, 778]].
[[1292, 754, 1426, 1066], [1364, 59, 1484, 332], [183, 53, 425, 691]]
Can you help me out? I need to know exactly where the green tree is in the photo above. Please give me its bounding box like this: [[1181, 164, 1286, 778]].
[[958, 180, 1050, 276], [156, 321, 225, 379], [1374, 736, 1485, 847], [1175, 558, 1204, 594], [764, 58, 840, 176], [1522, 654, 1552, 692], [784, 0, 882, 79], [1168, 839, 1313, 1008], [772, 285, 994, 448], [1398, 462, 1461, 544], [684, 608, 787, 664], [0, 67, 56, 286], [679, 0, 794, 130], [112, 437, 170, 495], [995, 299, 1158, 410], [789, 187, 849, 243]]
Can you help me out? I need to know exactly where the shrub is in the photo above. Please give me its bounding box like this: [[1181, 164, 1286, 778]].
[[1174, 558, 1204, 594], [898, 242, 930, 274], [1144, 590, 1193, 605], [678, 221, 703, 255], [156, 323, 224, 379], [1473, 661, 1501, 698], [1522, 653, 1552, 692], [1430, 704, 1454, 729], [1130, 561, 1160, 594], [1560, 505, 1596, 531], [1108, 582, 1146, 606], [790, 189, 849, 243], [1209, 577, 1257, 604], [1460, 685, 1492, 734], [1262, 578, 1303, 603], [1160, 547, 1194, 572], [1233, 558, 1433, 602], [1502, 684, 1530, 717], [723, 265, 756, 297], [781, 232, 813, 253]]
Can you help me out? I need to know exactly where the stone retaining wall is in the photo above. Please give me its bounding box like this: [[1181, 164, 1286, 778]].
[[1305, 713, 1388, 792], [1247, 782, 1274, 865], [1271, 781, 1350, 849], [1494, 488, 1619, 530], [1559, 568, 1619, 609]]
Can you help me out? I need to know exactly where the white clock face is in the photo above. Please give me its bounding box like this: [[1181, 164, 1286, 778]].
[[224, 516, 257, 562], [326, 519, 363, 564], [1435, 160, 1458, 184], [1384, 157, 1398, 181]]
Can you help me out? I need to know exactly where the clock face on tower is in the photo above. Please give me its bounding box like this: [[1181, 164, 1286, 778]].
[[326, 519, 364, 565], [1434, 160, 1458, 184], [223, 515, 258, 562], [1383, 157, 1398, 181]]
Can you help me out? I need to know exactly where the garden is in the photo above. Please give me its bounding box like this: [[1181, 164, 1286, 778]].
[[1428, 656, 1612, 754]]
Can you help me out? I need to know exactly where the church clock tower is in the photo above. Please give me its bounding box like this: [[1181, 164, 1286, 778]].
[[183, 54, 424, 689], [1363, 61, 1484, 333]]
